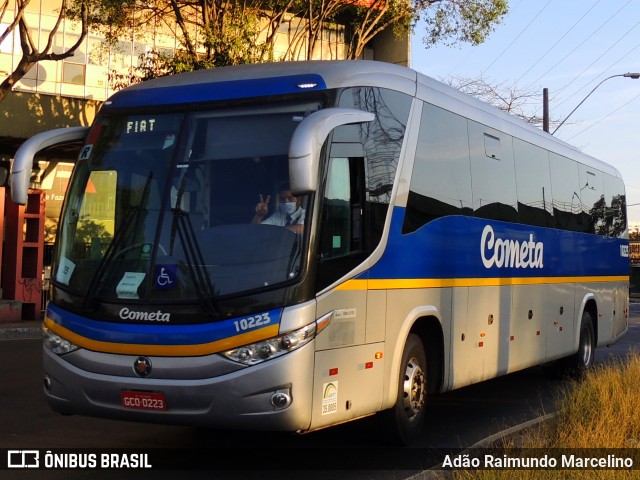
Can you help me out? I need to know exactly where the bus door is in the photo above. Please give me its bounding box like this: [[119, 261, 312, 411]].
[[311, 139, 385, 428]]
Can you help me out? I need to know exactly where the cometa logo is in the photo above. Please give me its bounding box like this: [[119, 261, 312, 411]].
[[119, 308, 171, 322], [480, 225, 544, 269]]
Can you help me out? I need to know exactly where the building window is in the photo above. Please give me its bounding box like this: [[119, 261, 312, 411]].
[[62, 62, 85, 85]]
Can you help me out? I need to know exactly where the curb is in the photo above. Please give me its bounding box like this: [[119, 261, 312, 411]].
[[0, 322, 42, 340], [468, 412, 557, 448], [407, 413, 558, 479]]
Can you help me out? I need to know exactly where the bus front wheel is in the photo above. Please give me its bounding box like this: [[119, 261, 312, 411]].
[[384, 333, 428, 445]]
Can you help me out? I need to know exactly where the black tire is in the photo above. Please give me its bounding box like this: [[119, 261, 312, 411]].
[[543, 310, 595, 380], [383, 333, 428, 445], [569, 310, 596, 378]]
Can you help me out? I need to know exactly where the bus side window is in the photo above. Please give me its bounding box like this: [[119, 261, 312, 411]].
[[602, 175, 627, 238], [549, 153, 582, 232], [403, 102, 472, 234], [468, 121, 518, 223], [578, 164, 604, 235], [513, 138, 554, 228], [316, 154, 367, 291]]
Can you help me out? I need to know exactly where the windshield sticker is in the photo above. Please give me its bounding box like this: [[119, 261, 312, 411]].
[[55, 256, 76, 285], [78, 144, 92, 161], [322, 382, 338, 416], [139, 243, 152, 260], [154, 265, 177, 290], [163, 133, 176, 149], [116, 272, 146, 299]]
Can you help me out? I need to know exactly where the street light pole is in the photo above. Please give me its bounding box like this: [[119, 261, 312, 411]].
[[551, 72, 640, 135]]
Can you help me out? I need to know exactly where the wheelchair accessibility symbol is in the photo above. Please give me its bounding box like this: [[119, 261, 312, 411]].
[[154, 265, 177, 290]]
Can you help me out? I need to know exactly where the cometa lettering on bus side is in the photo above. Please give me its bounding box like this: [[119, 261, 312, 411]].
[[480, 225, 544, 269]]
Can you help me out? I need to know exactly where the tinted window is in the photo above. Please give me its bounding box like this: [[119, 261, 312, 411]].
[[549, 153, 582, 232], [316, 153, 367, 291], [339, 87, 412, 247], [468, 121, 518, 222], [578, 164, 604, 234], [403, 102, 472, 234], [513, 138, 553, 228], [601, 174, 627, 238]]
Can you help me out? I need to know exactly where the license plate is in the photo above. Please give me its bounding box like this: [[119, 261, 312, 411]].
[[121, 390, 167, 411]]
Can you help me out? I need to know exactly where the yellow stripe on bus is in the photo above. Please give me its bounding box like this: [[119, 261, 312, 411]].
[[44, 316, 280, 357], [336, 276, 628, 291]]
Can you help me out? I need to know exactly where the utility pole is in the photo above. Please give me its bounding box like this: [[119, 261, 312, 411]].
[[543, 88, 549, 133]]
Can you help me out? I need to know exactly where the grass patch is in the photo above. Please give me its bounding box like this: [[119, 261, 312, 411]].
[[450, 351, 640, 479]]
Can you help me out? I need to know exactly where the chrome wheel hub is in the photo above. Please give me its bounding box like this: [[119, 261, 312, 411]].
[[403, 356, 426, 420]]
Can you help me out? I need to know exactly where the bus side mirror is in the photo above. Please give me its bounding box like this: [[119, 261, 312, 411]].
[[288, 108, 374, 196], [11, 126, 89, 205]]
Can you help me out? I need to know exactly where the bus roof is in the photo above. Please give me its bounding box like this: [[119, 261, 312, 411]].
[[103, 60, 417, 110], [103, 60, 622, 181]]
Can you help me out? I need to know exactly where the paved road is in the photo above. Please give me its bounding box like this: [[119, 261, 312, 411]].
[[1, 309, 639, 478]]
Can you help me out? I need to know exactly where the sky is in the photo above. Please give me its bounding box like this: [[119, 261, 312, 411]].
[[409, 0, 640, 230]]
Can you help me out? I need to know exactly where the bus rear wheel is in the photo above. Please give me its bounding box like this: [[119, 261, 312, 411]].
[[384, 333, 428, 445], [544, 310, 595, 380], [570, 310, 595, 378]]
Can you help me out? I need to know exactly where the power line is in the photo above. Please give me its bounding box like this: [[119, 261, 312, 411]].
[[532, 37, 640, 118], [512, 0, 601, 87], [554, 18, 640, 99], [481, 0, 553, 75], [523, 0, 632, 91], [564, 91, 640, 141], [554, 37, 640, 110]]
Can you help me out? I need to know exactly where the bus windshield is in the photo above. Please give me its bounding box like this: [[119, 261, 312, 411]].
[[54, 104, 317, 306]]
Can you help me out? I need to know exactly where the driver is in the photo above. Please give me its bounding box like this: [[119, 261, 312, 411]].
[[252, 184, 305, 233]]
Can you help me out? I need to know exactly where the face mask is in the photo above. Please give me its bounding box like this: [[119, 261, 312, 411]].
[[280, 202, 298, 216]]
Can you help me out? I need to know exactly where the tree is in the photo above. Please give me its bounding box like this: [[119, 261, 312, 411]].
[[349, 0, 507, 60], [0, 0, 89, 103], [79, 0, 509, 85], [444, 75, 564, 130], [1, 0, 508, 101]]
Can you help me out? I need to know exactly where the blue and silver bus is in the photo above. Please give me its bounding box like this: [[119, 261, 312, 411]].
[[13, 60, 629, 445]]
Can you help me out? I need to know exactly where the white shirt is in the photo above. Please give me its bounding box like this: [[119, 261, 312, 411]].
[[261, 207, 305, 226]]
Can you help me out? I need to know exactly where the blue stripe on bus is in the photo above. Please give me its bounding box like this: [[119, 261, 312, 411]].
[[365, 208, 629, 281], [105, 74, 327, 109], [46, 303, 282, 346]]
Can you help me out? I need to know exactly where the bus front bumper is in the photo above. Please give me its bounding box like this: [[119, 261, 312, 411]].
[[42, 342, 315, 432]]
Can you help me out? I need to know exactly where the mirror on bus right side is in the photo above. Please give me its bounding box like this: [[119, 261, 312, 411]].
[[288, 108, 374, 196]]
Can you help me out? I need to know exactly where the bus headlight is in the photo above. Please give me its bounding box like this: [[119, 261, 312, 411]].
[[43, 326, 79, 355], [222, 312, 333, 366]]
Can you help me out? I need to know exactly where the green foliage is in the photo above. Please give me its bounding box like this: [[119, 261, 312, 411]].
[[2, 0, 508, 102], [75, 0, 509, 86], [453, 352, 640, 480], [422, 0, 508, 48]]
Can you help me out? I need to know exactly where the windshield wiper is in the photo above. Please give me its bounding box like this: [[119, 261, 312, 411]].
[[287, 231, 302, 279], [169, 171, 220, 317], [81, 172, 153, 309]]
